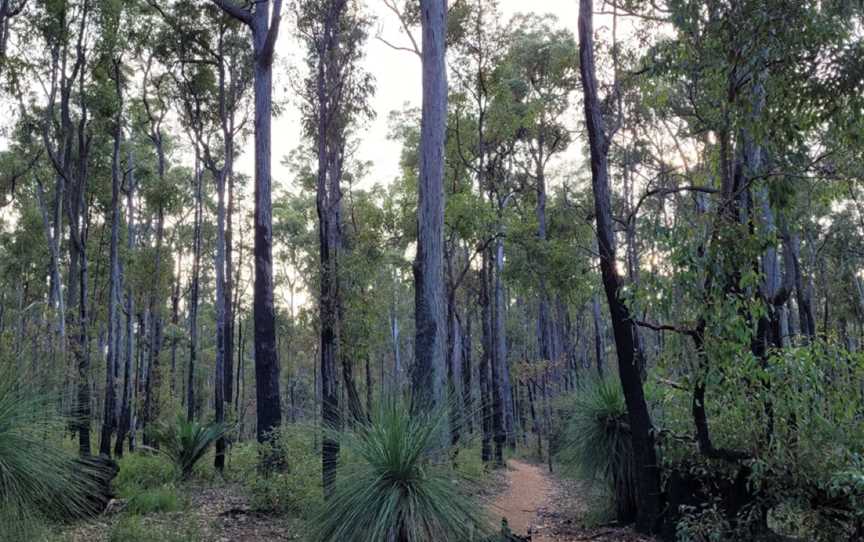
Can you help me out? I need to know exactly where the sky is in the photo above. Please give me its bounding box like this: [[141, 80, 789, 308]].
[[242, 0, 587, 195]]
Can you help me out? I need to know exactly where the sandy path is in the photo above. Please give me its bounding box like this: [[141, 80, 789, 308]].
[[488, 459, 555, 540]]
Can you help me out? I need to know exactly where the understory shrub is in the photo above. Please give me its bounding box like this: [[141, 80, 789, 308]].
[[241, 425, 322, 516], [311, 401, 491, 542], [114, 453, 176, 497], [147, 415, 225, 480], [0, 374, 100, 541], [125, 485, 186, 515], [556, 376, 637, 523]]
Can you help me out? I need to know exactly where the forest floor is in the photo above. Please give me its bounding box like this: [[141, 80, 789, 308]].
[[62, 459, 652, 542], [489, 459, 654, 542], [63, 482, 303, 541]]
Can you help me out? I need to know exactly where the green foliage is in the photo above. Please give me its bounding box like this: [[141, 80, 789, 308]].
[[312, 402, 492, 542], [147, 415, 226, 480], [108, 515, 199, 542], [114, 453, 176, 497], [556, 377, 637, 522], [239, 425, 322, 517], [0, 375, 98, 541], [125, 486, 186, 515]]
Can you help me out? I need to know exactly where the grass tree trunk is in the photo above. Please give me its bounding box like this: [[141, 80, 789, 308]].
[[578, 0, 661, 532], [412, 0, 447, 417]]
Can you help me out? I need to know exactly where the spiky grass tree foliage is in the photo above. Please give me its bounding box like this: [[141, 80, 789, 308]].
[[313, 401, 491, 542], [557, 377, 638, 522], [0, 375, 98, 541], [148, 415, 225, 480]]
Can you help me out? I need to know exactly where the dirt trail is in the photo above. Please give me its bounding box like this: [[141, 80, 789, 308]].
[[488, 460, 652, 542], [488, 459, 556, 540]]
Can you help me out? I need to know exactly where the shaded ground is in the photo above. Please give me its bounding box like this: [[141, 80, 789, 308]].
[[63, 483, 302, 542], [488, 459, 653, 542]]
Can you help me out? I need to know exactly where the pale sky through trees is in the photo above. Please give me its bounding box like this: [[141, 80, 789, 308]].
[[251, 0, 588, 194]]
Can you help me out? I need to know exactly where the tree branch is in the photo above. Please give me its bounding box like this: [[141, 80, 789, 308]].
[[210, 0, 252, 26]]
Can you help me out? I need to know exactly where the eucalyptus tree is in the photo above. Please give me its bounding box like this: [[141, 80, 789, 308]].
[[297, 0, 374, 495], [96, 0, 130, 458], [578, 0, 661, 531], [26, 0, 95, 457], [211, 0, 284, 450], [503, 13, 577, 371], [411, 0, 448, 419]]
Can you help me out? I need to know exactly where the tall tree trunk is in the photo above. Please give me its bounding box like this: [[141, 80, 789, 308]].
[[494, 232, 514, 450], [214, 160, 228, 472], [578, 0, 661, 531], [115, 149, 137, 458], [187, 157, 203, 422], [479, 258, 493, 463], [412, 0, 447, 416], [212, 0, 285, 452], [100, 61, 123, 458], [142, 204, 165, 447]]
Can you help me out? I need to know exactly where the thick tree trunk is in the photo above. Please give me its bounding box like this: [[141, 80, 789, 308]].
[[250, 1, 283, 450], [578, 0, 661, 531], [412, 0, 448, 416], [479, 262, 493, 463]]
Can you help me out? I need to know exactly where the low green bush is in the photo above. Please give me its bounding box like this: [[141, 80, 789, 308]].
[[148, 415, 226, 480], [125, 486, 186, 515], [114, 453, 176, 497], [241, 425, 322, 517]]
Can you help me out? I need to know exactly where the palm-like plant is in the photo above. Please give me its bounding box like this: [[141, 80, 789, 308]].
[[556, 377, 637, 523], [313, 401, 491, 542], [148, 415, 225, 480], [0, 375, 97, 541]]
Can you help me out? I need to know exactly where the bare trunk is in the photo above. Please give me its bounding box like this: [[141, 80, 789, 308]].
[[578, 0, 661, 531], [187, 157, 203, 422], [115, 149, 137, 457], [412, 0, 448, 417], [100, 64, 123, 457]]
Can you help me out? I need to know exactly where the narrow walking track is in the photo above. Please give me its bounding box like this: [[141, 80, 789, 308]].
[[488, 459, 556, 540], [488, 459, 653, 542]]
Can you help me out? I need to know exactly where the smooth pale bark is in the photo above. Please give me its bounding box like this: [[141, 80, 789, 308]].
[[100, 61, 123, 457], [578, 0, 661, 531], [41, 3, 91, 456], [412, 0, 447, 416], [493, 233, 514, 450], [34, 177, 65, 357], [115, 149, 137, 458]]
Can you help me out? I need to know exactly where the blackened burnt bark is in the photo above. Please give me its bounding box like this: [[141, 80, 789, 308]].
[[578, 0, 661, 532], [211, 0, 284, 450]]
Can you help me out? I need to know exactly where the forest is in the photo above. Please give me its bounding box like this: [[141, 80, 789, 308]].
[[1, 0, 863, 541]]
